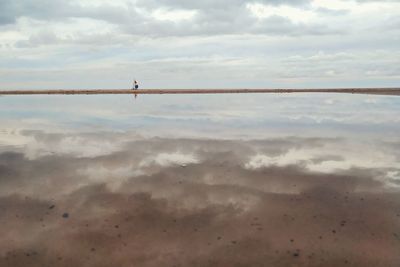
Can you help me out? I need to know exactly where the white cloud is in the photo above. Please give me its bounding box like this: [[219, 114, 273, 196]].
[[247, 3, 316, 23], [152, 8, 197, 22], [311, 0, 359, 10]]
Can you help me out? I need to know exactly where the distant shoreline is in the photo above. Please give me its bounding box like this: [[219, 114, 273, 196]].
[[0, 88, 399, 96]]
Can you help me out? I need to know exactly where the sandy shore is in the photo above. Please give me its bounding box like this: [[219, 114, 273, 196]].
[[0, 88, 400, 95], [1, 136, 400, 267]]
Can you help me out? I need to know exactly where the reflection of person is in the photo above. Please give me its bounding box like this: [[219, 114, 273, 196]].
[[133, 80, 139, 90]]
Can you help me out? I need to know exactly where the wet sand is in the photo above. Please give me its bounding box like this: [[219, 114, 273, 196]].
[[0, 88, 400, 95], [0, 137, 399, 267]]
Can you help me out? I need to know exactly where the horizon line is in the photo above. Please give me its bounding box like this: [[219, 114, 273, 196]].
[[0, 88, 400, 96]]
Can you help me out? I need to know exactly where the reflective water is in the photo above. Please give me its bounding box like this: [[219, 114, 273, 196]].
[[0, 94, 399, 266]]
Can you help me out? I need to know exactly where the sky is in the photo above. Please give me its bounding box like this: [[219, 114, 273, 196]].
[[0, 0, 399, 89]]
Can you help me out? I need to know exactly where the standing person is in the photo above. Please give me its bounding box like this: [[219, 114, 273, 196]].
[[133, 80, 139, 90]]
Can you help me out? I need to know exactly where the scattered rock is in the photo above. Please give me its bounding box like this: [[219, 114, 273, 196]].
[[62, 213, 69, 219], [393, 233, 399, 240], [48, 205, 55, 210]]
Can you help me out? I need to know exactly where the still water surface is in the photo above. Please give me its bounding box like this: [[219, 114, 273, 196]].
[[0, 94, 399, 266]]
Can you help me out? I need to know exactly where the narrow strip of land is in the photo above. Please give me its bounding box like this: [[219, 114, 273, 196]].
[[0, 88, 400, 96]]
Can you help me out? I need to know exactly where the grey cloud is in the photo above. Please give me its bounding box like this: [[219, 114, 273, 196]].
[[136, 0, 311, 11], [0, 0, 136, 26], [355, 0, 400, 2], [0, 0, 338, 37], [0, 0, 75, 25], [122, 2, 338, 37], [15, 30, 59, 48], [315, 7, 350, 16], [0, 2, 16, 25]]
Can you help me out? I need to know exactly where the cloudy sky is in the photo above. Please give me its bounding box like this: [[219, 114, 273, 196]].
[[0, 0, 399, 89]]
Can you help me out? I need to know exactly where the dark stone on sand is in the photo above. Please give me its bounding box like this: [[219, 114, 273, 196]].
[[48, 205, 55, 209], [62, 213, 69, 218]]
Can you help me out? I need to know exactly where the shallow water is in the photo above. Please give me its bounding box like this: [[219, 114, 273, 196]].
[[0, 94, 399, 266]]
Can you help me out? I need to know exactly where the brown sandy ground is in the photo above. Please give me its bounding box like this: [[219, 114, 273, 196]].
[[0, 137, 399, 267]]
